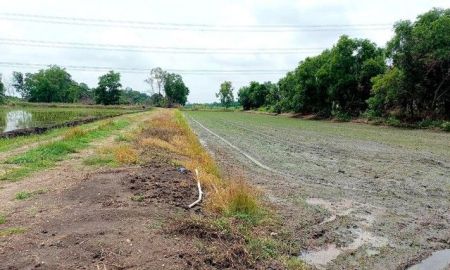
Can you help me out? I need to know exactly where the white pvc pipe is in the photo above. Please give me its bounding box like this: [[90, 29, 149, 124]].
[[188, 169, 203, 208]]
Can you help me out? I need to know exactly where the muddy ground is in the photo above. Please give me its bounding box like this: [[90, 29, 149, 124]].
[[186, 111, 450, 270]]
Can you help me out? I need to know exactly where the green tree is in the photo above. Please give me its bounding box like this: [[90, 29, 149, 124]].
[[383, 8, 450, 119], [216, 81, 234, 108], [0, 74, 5, 103], [95, 71, 122, 105], [327, 36, 386, 116], [24, 66, 75, 103], [163, 73, 189, 106], [11, 71, 28, 99]]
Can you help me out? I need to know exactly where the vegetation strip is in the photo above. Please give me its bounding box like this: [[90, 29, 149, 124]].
[[1, 119, 130, 181], [132, 109, 305, 268]]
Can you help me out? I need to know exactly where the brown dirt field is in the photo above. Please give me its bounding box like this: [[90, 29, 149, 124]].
[[0, 159, 206, 269]]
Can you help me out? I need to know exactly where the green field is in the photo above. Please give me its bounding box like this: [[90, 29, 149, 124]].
[[0, 105, 141, 133]]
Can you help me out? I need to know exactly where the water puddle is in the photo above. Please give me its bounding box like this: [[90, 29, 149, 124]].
[[301, 197, 388, 269], [407, 249, 450, 270]]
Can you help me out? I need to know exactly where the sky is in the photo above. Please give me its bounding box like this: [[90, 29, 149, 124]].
[[0, 0, 448, 103]]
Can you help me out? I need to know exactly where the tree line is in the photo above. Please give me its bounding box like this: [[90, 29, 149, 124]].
[[2, 66, 189, 106], [218, 8, 450, 123]]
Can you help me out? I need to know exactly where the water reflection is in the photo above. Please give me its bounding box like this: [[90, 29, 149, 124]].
[[3, 110, 33, 132]]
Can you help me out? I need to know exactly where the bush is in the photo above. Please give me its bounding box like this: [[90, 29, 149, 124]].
[[441, 122, 450, 132], [334, 111, 351, 122], [386, 116, 401, 127]]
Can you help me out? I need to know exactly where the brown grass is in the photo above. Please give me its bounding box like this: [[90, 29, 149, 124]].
[[113, 145, 138, 164], [63, 127, 86, 140]]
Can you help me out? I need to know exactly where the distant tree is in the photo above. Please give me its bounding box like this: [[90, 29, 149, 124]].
[[11, 71, 28, 99], [120, 87, 152, 104], [95, 71, 122, 105], [24, 66, 75, 103], [216, 81, 234, 108], [0, 74, 5, 103], [145, 67, 167, 96], [237, 86, 251, 110], [163, 73, 189, 106]]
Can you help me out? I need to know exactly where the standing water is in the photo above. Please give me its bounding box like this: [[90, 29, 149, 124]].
[[407, 249, 450, 270]]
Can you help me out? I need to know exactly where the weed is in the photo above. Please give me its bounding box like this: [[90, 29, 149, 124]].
[[131, 194, 145, 202], [0, 227, 26, 237], [15, 191, 32, 200], [0, 213, 6, 224], [283, 256, 308, 270]]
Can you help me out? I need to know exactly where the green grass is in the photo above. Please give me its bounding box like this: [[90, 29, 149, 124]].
[[15, 191, 32, 200], [83, 155, 116, 167], [0, 227, 26, 237], [15, 189, 48, 200], [0, 213, 6, 224], [1, 119, 130, 181]]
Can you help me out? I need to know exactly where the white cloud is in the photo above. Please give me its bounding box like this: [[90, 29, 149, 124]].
[[0, 0, 448, 102]]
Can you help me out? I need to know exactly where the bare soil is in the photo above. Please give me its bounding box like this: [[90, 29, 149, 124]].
[[186, 111, 450, 270]]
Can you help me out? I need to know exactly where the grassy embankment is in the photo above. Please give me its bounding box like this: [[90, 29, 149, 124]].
[[1, 119, 129, 181], [89, 109, 305, 269]]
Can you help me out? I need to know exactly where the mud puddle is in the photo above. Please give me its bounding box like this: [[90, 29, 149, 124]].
[[300, 197, 389, 269], [407, 249, 450, 270]]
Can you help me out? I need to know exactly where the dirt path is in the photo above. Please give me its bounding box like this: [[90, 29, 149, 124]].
[[0, 110, 205, 269], [185, 111, 450, 270]]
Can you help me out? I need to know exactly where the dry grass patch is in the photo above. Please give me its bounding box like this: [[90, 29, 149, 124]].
[[63, 127, 86, 140], [113, 145, 139, 164]]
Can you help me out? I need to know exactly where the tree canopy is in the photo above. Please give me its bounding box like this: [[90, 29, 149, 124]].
[[95, 71, 122, 105], [235, 8, 450, 122], [163, 72, 189, 106], [216, 81, 234, 108]]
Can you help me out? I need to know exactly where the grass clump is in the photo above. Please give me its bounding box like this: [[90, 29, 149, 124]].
[[0, 213, 6, 224], [63, 127, 87, 140], [0, 227, 26, 237], [14, 189, 47, 200], [131, 194, 145, 202], [83, 155, 115, 166], [113, 145, 138, 164], [15, 191, 32, 200]]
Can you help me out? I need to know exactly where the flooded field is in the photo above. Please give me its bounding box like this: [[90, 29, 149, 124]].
[[0, 106, 136, 133], [185, 111, 450, 269]]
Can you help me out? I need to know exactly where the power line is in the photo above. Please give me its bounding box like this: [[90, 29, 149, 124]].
[[0, 61, 290, 75], [0, 13, 393, 32], [0, 38, 325, 54]]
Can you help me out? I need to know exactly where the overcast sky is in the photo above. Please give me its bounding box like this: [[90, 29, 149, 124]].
[[0, 0, 448, 103]]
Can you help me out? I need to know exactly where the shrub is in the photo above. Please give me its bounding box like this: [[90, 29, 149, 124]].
[[441, 122, 450, 132], [386, 116, 401, 127]]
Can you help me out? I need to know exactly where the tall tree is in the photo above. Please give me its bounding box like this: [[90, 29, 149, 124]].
[[145, 67, 167, 96], [24, 66, 75, 103], [11, 72, 27, 99], [382, 8, 450, 118], [163, 73, 189, 106], [0, 73, 5, 103], [216, 81, 234, 108], [95, 71, 122, 105]]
